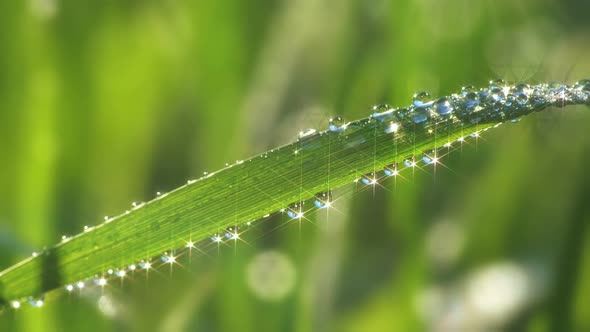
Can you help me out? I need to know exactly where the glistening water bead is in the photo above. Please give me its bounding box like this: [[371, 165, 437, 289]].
[[413, 91, 433, 108], [422, 150, 437, 164], [138, 260, 152, 269], [314, 191, 332, 209], [548, 81, 568, 106], [210, 233, 223, 243], [371, 104, 395, 122], [404, 156, 416, 168], [28, 295, 44, 308], [411, 107, 429, 124], [435, 97, 454, 115], [462, 86, 480, 110], [161, 252, 176, 264], [224, 226, 239, 240], [488, 79, 506, 103], [287, 203, 304, 219], [94, 277, 107, 286], [384, 163, 398, 176], [328, 116, 348, 133], [511, 83, 530, 106], [361, 173, 377, 185]]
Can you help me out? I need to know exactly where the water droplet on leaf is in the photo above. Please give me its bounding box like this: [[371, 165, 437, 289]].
[[384, 163, 398, 176], [328, 117, 348, 133], [435, 97, 454, 115], [287, 203, 304, 219], [314, 191, 332, 209], [371, 104, 395, 121], [361, 173, 377, 185], [413, 91, 433, 108], [511, 83, 530, 106], [28, 295, 44, 308], [225, 226, 239, 240]]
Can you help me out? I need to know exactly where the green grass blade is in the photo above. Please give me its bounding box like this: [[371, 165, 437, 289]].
[[1, 80, 588, 307]]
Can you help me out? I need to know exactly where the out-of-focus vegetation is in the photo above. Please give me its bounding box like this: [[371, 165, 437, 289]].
[[0, 0, 589, 331]]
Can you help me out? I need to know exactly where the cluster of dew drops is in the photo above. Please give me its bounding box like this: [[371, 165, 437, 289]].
[[8, 79, 589, 311], [302, 79, 590, 190]]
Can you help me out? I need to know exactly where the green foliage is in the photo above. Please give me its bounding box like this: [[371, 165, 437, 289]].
[[1, 1, 590, 331]]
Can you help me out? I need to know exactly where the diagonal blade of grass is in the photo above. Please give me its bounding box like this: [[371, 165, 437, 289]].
[[0, 80, 588, 306]]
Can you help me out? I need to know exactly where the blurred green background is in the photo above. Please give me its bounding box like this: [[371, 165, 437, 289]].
[[1, 0, 589, 331]]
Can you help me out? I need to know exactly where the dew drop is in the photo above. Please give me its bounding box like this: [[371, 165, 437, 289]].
[[384, 163, 398, 176], [479, 88, 489, 101], [161, 252, 176, 264], [94, 277, 107, 286], [422, 150, 437, 164], [11, 301, 21, 309], [76, 281, 85, 289], [65, 284, 74, 292], [435, 97, 454, 115], [489, 86, 505, 102], [548, 81, 565, 92], [504, 97, 514, 107], [128, 264, 136, 271], [463, 91, 480, 110], [413, 91, 433, 108], [371, 104, 395, 121], [287, 202, 304, 219], [139, 260, 152, 269], [511, 83, 530, 106], [224, 226, 239, 240], [328, 117, 348, 133], [403, 156, 417, 168], [210, 233, 223, 243], [488, 79, 507, 103], [314, 191, 332, 209], [115, 269, 126, 278], [28, 295, 44, 308], [531, 88, 547, 104], [361, 173, 378, 185], [394, 107, 411, 121], [548, 81, 566, 105], [489, 79, 506, 90], [492, 101, 503, 113], [575, 79, 590, 101], [411, 107, 430, 124], [461, 85, 474, 97]]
